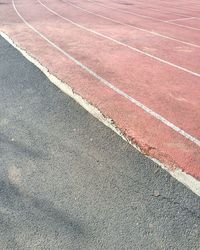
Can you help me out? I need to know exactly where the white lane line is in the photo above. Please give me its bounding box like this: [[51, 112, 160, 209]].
[[93, 1, 200, 31], [167, 17, 196, 22], [125, 2, 191, 18], [138, 6, 191, 18], [165, 21, 200, 30], [12, 0, 200, 147], [38, 0, 200, 77], [62, 0, 200, 48]]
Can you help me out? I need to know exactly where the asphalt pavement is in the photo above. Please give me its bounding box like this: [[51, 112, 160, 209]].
[[0, 36, 200, 250]]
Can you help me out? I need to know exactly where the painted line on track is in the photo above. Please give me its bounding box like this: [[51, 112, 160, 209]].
[[62, 0, 200, 48], [127, 5, 191, 18], [38, 0, 200, 78], [164, 20, 200, 30], [166, 17, 197, 22], [12, 0, 200, 148]]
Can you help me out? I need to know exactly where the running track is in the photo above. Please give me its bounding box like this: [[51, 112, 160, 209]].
[[0, 0, 200, 193]]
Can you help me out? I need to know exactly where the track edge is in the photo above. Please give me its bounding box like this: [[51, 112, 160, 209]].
[[1, 31, 199, 197]]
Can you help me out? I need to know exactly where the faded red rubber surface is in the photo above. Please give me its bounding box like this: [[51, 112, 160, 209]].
[[1, 0, 200, 179]]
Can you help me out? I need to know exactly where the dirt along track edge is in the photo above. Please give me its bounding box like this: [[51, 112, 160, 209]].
[[1, 31, 200, 196]]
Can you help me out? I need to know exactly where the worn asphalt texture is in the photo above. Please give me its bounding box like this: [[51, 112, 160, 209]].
[[0, 37, 200, 250]]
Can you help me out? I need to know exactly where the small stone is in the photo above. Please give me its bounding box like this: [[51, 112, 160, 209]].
[[153, 190, 160, 197], [8, 166, 22, 185], [149, 223, 153, 229], [11, 138, 14, 141]]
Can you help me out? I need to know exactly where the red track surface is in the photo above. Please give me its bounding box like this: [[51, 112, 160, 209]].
[[1, 0, 200, 180]]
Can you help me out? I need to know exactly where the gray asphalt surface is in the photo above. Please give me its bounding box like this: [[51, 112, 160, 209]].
[[0, 36, 200, 250]]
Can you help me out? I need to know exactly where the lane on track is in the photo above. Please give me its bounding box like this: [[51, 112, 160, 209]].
[[92, 1, 189, 20], [105, 1, 196, 18], [1, 0, 200, 188], [87, 0, 200, 30], [121, 4, 200, 18], [102, 0, 200, 16], [67, 0, 200, 45], [96, 0, 200, 19], [88, 0, 197, 21], [62, 0, 200, 49], [59, 0, 200, 73]]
